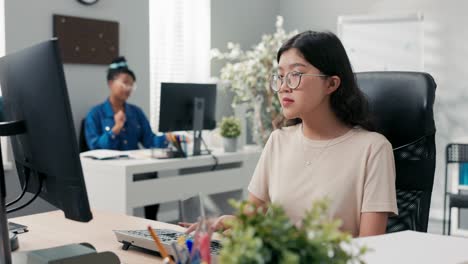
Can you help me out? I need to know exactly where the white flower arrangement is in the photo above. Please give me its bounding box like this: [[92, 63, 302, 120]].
[[211, 16, 298, 145]]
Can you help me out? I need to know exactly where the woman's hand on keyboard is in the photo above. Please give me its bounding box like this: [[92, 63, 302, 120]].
[[179, 215, 236, 235], [178, 222, 194, 233]]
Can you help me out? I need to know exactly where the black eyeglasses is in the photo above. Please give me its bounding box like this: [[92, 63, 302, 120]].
[[270, 71, 328, 92]]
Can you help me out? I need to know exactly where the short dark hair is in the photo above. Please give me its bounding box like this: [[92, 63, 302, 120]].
[[106, 56, 136, 82], [275, 31, 373, 131]]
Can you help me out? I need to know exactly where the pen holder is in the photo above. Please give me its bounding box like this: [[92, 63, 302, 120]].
[[190, 216, 213, 264], [165, 149, 186, 158]]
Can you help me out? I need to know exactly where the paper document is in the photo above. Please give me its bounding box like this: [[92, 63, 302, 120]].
[[81, 149, 129, 160]]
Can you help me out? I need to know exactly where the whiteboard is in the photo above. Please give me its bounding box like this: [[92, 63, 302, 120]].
[[338, 13, 424, 72]]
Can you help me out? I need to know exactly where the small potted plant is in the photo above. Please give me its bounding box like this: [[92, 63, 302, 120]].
[[220, 116, 241, 152], [220, 199, 368, 263]]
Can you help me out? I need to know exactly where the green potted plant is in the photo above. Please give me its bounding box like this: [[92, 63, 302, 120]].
[[220, 199, 368, 263], [220, 116, 241, 152]]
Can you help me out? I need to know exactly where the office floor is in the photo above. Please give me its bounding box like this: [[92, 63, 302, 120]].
[[133, 190, 244, 224]]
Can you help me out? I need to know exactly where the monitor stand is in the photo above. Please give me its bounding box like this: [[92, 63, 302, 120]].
[[9, 232, 18, 251], [192, 97, 205, 156], [0, 120, 26, 264]]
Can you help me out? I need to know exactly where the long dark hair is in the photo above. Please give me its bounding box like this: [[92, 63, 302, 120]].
[[107, 56, 136, 81], [275, 31, 373, 131]]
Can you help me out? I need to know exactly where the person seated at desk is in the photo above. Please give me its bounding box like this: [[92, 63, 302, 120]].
[[182, 31, 398, 238], [85, 56, 167, 150], [85, 56, 167, 220]]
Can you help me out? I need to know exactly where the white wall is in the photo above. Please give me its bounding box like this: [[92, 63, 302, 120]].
[[280, 0, 468, 223], [5, 0, 150, 137], [3, 0, 150, 217], [211, 0, 279, 123], [211, 0, 279, 75], [4, 0, 281, 138]]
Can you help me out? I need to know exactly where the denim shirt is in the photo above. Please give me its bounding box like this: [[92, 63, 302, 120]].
[[85, 99, 167, 150]]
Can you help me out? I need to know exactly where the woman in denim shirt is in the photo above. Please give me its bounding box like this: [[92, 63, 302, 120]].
[[85, 57, 167, 150], [85, 56, 166, 220]]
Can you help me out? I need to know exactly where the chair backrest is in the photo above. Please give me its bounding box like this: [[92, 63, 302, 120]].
[[79, 118, 89, 153], [356, 71, 437, 232]]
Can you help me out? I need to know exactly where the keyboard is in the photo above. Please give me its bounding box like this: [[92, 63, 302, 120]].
[[113, 229, 222, 258]]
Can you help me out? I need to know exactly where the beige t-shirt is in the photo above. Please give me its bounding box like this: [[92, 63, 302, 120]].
[[248, 124, 398, 237]]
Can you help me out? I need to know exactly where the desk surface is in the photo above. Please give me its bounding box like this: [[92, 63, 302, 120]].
[[13, 210, 466, 264], [355, 230, 468, 264], [80, 146, 262, 170], [10, 210, 179, 264]]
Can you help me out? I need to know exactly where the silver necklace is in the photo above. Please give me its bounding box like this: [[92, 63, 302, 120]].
[[301, 125, 334, 166]]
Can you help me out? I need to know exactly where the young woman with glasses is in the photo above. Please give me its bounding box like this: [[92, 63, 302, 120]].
[[182, 31, 397, 237]]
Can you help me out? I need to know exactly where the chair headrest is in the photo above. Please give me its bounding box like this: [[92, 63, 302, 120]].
[[356, 72, 436, 148]]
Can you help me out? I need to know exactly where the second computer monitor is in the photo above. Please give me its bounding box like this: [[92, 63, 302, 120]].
[[159, 82, 217, 132]]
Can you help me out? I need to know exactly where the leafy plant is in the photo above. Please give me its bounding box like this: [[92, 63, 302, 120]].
[[211, 16, 298, 145], [220, 116, 241, 138], [220, 199, 368, 264]]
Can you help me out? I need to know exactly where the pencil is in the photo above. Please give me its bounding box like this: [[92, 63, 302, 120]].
[[167, 133, 175, 143], [169, 134, 185, 157], [147, 225, 174, 264]]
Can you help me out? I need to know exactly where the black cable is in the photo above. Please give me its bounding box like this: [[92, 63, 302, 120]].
[[200, 136, 219, 171], [199, 135, 211, 154], [209, 153, 219, 171], [6, 167, 30, 207], [6, 173, 43, 214]]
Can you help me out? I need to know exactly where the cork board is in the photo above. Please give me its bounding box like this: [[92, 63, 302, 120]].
[[53, 14, 119, 65]]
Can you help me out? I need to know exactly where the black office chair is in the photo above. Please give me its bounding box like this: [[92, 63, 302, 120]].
[[444, 143, 468, 235], [356, 71, 437, 232], [79, 118, 89, 153]]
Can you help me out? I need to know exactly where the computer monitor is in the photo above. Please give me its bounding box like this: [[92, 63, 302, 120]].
[[0, 38, 93, 262], [0, 39, 94, 262], [159, 82, 217, 155]]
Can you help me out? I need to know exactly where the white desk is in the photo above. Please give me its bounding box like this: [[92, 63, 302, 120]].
[[355, 231, 468, 264], [80, 147, 261, 215]]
